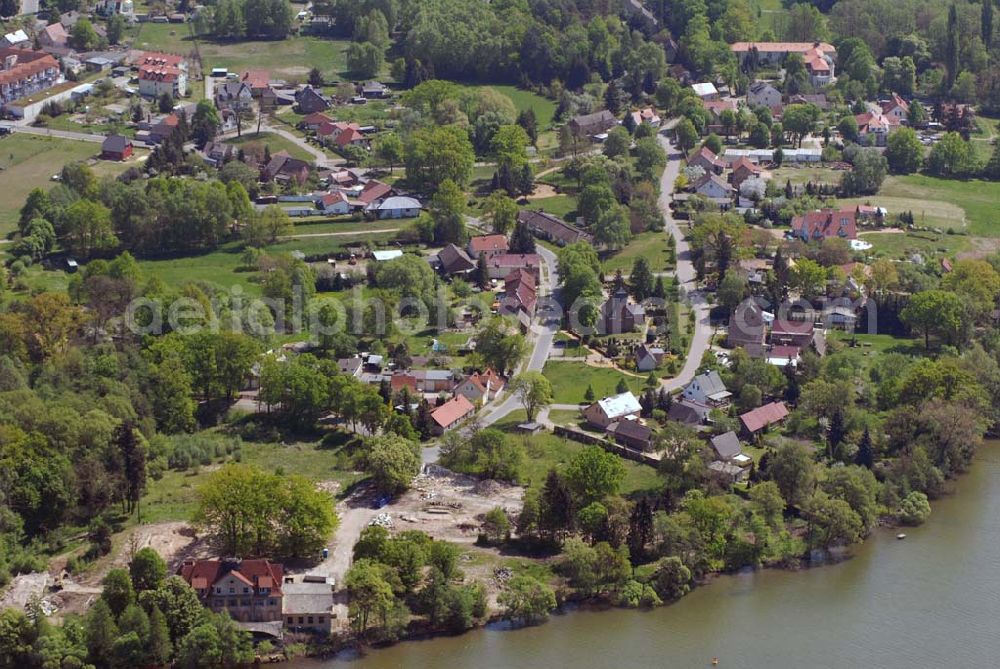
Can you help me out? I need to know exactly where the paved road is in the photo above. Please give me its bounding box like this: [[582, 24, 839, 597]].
[[479, 243, 561, 426], [9, 125, 105, 143], [657, 134, 713, 391]]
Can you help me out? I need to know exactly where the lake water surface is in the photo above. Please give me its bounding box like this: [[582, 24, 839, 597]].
[[294, 441, 1000, 669]]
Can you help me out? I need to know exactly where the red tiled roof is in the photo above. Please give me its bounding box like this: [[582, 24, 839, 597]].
[[334, 126, 365, 146], [730, 41, 835, 54], [469, 234, 509, 255], [140, 51, 185, 68], [139, 67, 180, 82], [772, 318, 814, 335], [739, 401, 789, 433], [178, 559, 284, 596], [0, 48, 59, 88], [359, 181, 391, 205], [301, 112, 333, 125], [320, 192, 348, 206], [391, 373, 417, 392], [241, 69, 269, 89], [732, 156, 761, 174], [769, 345, 801, 359], [791, 209, 857, 241], [430, 395, 475, 429], [488, 253, 542, 271]]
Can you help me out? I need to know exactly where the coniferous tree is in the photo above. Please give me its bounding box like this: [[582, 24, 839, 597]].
[[147, 606, 172, 665], [615, 378, 629, 394], [509, 221, 536, 254], [946, 4, 959, 90], [539, 469, 574, 541], [628, 497, 654, 560], [855, 427, 874, 469], [584, 384, 596, 402], [630, 256, 655, 302]]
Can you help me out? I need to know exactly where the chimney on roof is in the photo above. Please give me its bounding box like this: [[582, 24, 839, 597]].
[[221, 557, 242, 572]]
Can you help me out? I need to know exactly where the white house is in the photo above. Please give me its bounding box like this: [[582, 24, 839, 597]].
[[583, 391, 642, 429], [316, 191, 350, 215], [747, 81, 781, 108], [370, 196, 422, 219], [691, 82, 718, 100], [681, 370, 731, 408], [693, 173, 732, 199]]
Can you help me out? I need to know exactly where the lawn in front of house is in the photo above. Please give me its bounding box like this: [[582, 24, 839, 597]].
[[542, 360, 645, 404], [491, 412, 662, 494], [601, 230, 672, 275], [225, 131, 316, 162], [770, 165, 847, 187]]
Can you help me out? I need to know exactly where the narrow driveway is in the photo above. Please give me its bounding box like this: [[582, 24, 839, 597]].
[[657, 134, 713, 391], [479, 243, 561, 426]]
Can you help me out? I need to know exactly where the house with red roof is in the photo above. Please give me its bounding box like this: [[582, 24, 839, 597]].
[[467, 234, 509, 259], [454, 368, 506, 404], [791, 208, 857, 243], [357, 180, 392, 206], [880, 94, 909, 126], [486, 253, 542, 280], [855, 111, 890, 146], [739, 401, 789, 436], [730, 156, 763, 187], [498, 268, 538, 318], [178, 558, 284, 623], [38, 22, 68, 49], [299, 112, 334, 131], [730, 42, 836, 86], [333, 125, 369, 149], [430, 394, 476, 434], [317, 191, 350, 214], [689, 146, 725, 175], [0, 48, 61, 109], [241, 69, 270, 97], [137, 51, 187, 98]]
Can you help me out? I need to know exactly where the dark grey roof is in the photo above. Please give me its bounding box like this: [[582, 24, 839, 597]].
[[710, 431, 742, 460], [668, 400, 711, 425], [438, 244, 475, 274], [102, 134, 131, 152], [610, 419, 652, 443]]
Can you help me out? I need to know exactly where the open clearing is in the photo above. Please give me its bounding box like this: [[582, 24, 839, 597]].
[[840, 195, 967, 231], [0, 134, 140, 236], [876, 175, 1000, 238], [542, 360, 646, 404]]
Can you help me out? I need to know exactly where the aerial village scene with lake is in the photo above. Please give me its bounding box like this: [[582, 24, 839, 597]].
[[1, 0, 999, 666]]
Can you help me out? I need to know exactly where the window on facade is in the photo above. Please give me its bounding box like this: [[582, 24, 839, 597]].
[[287, 616, 293, 624], [229, 587, 235, 594], [307, 616, 314, 624], [269, 599, 276, 606], [318, 617, 324, 624], [298, 617, 304, 624], [229, 598, 237, 606], [242, 599, 251, 606], [243, 587, 249, 594]]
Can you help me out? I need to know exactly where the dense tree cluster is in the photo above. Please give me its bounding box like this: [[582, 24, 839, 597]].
[[0, 552, 253, 669]]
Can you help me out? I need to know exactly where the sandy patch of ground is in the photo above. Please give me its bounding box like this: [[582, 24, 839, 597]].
[[526, 183, 559, 200]]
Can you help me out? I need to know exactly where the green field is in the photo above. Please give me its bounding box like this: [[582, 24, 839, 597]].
[[541, 360, 645, 404], [141, 434, 367, 524], [601, 230, 672, 275], [861, 230, 971, 259], [771, 165, 845, 187], [135, 232, 398, 292], [0, 134, 141, 236], [527, 194, 578, 221], [841, 195, 966, 232], [876, 175, 1000, 238], [131, 25, 360, 82], [225, 131, 316, 162]]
